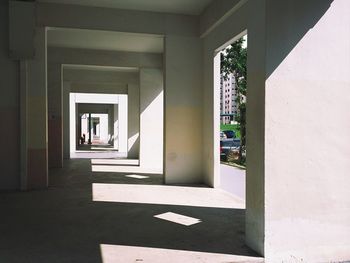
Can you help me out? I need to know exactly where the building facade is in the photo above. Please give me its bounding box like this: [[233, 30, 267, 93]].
[[220, 73, 238, 124]]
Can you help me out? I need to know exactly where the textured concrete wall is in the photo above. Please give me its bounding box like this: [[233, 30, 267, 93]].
[[139, 69, 163, 173], [0, 1, 20, 190], [264, 0, 350, 261], [164, 36, 203, 184]]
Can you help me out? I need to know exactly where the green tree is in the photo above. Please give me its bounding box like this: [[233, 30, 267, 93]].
[[220, 37, 247, 164]]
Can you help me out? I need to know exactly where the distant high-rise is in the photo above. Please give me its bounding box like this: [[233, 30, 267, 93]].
[[220, 73, 237, 124]]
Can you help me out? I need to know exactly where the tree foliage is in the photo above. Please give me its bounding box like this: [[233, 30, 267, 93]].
[[220, 37, 247, 164]]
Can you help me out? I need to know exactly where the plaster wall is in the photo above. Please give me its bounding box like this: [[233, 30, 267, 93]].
[[139, 69, 163, 173], [127, 83, 140, 159], [117, 95, 128, 154], [0, 1, 20, 190], [263, 0, 350, 261], [164, 36, 203, 184]]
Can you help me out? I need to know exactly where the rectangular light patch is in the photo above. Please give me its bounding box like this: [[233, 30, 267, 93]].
[[125, 174, 150, 179], [154, 212, 201, 226]]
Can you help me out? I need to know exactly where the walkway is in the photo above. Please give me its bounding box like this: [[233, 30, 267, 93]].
[[0, 159, 263, 263], [220, 163, 246, 201]]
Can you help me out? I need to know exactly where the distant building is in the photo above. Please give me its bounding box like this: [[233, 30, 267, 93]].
[[220, 73, 238, 124]]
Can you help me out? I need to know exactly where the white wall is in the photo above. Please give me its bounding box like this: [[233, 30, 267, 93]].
[[164, 35, 203, 184], [117, 95, 128, 154], [127, 83, 140, 159], [263, 0, 350, 261], [139, 69, 163, 173]]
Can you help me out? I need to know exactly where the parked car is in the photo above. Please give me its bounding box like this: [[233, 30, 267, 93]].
[[222, 130, 236, 139], [220, 138, 240, 161], [220, 131, 227, 140]]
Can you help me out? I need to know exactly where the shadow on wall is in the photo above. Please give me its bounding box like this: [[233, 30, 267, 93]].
[[265, 0, 334, 78]]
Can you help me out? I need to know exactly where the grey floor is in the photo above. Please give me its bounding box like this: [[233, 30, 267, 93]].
[[0, 159, 263, 263]]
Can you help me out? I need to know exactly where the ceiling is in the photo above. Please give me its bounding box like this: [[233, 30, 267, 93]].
[[38, 0, 213, 15], [47, 28, 164, 53]]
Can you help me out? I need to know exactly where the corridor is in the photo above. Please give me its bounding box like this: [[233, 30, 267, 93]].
[[0, 159, 262, 263]]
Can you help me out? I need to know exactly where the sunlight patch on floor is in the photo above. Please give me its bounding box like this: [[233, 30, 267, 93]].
[[91, 159, 139, 166], [125, 174, 150, 179], [100, 244, 264, 263], [154, 212, 201, 226], [91, 165, 162, 174], [92, 183, 244, 209]]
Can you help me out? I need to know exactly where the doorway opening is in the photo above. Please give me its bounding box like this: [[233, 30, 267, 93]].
[[69, 92, 128, 159], [214, 32, 248, 201]]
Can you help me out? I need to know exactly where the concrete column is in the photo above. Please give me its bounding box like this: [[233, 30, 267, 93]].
[[20, 60, 28, 190], [63, 81, 70, 159], [127, 84, 140, 158], [118, 96, 128, 154], [78, 114, 82, 145], [113, 104, 119, 150], [139, 68, 163, 173], [26, 27, 48, 189], [267, 0, 350, 261], [88, 113, 92, 144], [246, 0, 350, 261], [69, 92, 76, 155], [164, 36, 202, 183], [245, 0, 265, 255], [48, 63, 63, 168], [75, 104, 79, 148], [107, 106, 114, 145]]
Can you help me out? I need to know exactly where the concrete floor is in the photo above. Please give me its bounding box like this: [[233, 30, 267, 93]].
[[0, 159, 263, 263]]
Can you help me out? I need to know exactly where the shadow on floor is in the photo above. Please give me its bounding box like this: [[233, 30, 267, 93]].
[[0, 159, 262, 263]]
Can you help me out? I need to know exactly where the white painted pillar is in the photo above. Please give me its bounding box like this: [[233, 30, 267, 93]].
[[139, 68, 163, 173], [108, 106, 114, 145], [118, 95, 128, 154], [127, 84, 140, 158], [164, 36, 202, 183], [69, 93, 76, 155], [113, 104, 119, 150]]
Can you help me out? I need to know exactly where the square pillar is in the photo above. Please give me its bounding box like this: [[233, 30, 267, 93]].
[[139, 68, 163, 173], [247, 0, 350, 261], [48, 63, 63, 168], [26, 27, 48, 189]]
